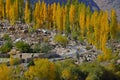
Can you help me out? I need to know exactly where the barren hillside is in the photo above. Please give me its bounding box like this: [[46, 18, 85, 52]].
[[94, 0, 120, 21]]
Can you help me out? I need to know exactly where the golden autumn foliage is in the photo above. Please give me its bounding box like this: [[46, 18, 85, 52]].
[[69, 4, 75, 25], [6, 0, 11, 19], [52, 2, 57, 26], [9, 5, 15, 25], [79, 4, 86, 37], [56, 3, 63, 32], [25, 59, 56, 80], [47, 4, 53, 29], [42, 1, 47, 21], [0, 0, 4, 20], [33, 1, 41, 29], [0, 0, 119, 62], [62, 69, 71, 80], [110, 9, 118, 39], [24, 0, 31, 24], [0, 64, 13, 80]]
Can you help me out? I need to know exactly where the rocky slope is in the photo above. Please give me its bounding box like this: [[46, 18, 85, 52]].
[[93, 0, 120, 21]]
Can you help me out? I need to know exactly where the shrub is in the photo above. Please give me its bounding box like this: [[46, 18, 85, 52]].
[[28, 27, 35, 33], [25, 59, 56, 80], [78, 37, 85, 43], [86, 73, 100, 80], [2, 34, 11, 41], [0, 41, 13, 54], [32, 43, 53, 53], [56, 59, 83, 80], [40, 43, 53, 53], [15, 41, 31, 53], [10, 58, 21, 65], [54, 34, 68, 47], [27, 60, 35, 67], [32, 44, 41, 53], [97, 49, 113, 62], [71, 29, 79, 40], [79, 62, 105, 80]]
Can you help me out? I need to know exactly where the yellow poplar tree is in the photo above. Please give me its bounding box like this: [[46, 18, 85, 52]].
[[9, 0, 19, 25], [63, 6, 67, 31], [69, 4, 75, 25], [6, 0, 11, 19], [56, 3, 63, 32], [93, 10, 99, 47], [34, 1, 41, 29], [0, 0, 4, 20], [97, 11, 112, 61], [9, 4, 15, 25], [14, 0, 19, 20], [42, 1, 47, 22], [86, 14, 91, 43], [101, 11, 109, 52], [19, 0, 24, 20], [89, 10, 98, 45], [110, 9, 118, 39], [47, 4, 53, 29], [24, 0, 31, 24], [79, 4, 86, 37], [52, 2, 57, 27]]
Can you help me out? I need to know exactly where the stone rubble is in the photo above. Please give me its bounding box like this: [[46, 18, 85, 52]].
[[0, 20, 119, 64]]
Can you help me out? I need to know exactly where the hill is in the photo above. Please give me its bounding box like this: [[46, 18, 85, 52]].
[[94, 0, 120, 21]]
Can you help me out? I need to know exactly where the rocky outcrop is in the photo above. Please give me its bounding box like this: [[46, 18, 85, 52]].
[[94, 0, 120, 21]]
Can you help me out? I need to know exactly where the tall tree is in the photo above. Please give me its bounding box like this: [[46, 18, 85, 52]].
[[79, 4, 86, 37], [52, 2, 57, 28], [110, 9, 118, 39], [0, 0, 5, 20], [56, 3, 63, 32], [6, 0, 11, 20], [18, 0, 24, 20], [69, 4, 75, 25], [33, 1, 42, 29], [24, 0, 31, 23]]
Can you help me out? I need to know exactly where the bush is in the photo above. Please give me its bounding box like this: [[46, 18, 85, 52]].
[[10, 58, 21, 65], [32, 43, 52, 53], [56, 59, 84, 80], [78, 37, 85, 43], [54, 34, 68, 47], [71, 29, 79, 40], [40, 43, 53, 53], [0, 41, 13, 54], [2, 34, 11, 41], [79, 62, 106, 80], [15, 41, 32, 53], [32, 44, 41, 53], [28, 27, 35, 33], [86, 73, 100, 80], [97, 48, 113, 62], [25, 59, 56, 80]]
